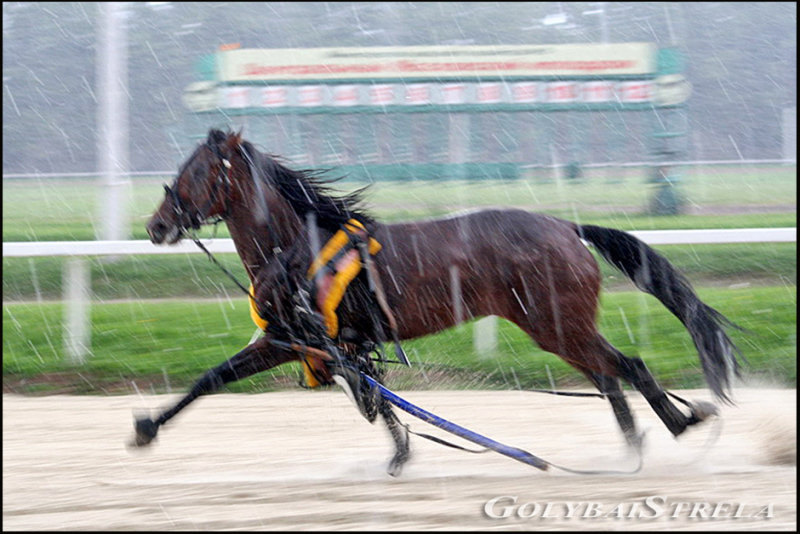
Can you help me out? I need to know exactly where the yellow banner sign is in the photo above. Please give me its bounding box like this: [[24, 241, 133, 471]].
[[217, 43, 657, 82]]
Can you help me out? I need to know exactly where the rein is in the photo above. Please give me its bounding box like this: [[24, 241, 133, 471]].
[[190, 235, 251, 299]]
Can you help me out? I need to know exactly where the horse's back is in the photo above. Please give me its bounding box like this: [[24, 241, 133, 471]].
[[376, 208, 585, 262], [372, 208, 601, 338]]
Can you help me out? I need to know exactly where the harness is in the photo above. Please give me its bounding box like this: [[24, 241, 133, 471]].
[[247, 282, 330, 388], [247, 217, 408, 388]]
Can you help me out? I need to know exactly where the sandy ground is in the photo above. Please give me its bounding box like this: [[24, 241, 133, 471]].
[[2, 386, 796, 531]]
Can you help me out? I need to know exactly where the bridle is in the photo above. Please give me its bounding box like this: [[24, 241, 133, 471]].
[[163, 142, 233, 232]]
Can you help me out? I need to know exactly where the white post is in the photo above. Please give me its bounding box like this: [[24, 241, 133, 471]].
[[599, 2, 608, 43], [582, 3, 609, 43], [64, 258, 90, 364], [449, 265, 463, 326], [663, 3, 677, 46], [473, 315, 498, 359]]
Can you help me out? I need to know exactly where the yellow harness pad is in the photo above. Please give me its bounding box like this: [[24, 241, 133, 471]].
[[248, 283, 323, 388], [248, 284, 269, 331], [306, 219, 381, 338]]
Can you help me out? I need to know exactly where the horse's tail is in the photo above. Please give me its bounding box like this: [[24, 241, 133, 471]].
[[576, 224, 743, 404]]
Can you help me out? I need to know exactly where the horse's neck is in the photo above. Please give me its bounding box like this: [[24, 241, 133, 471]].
[[225, 204, 304, 284]]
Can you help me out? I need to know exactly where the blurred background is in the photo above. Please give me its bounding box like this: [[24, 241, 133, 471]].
[[2, 2, 796, 395], [3, 2, 797, 173]]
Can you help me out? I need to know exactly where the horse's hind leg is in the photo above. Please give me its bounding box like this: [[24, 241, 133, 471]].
[[129, 335, 296, 447], [583, 371, 644, 452], [524, 316, 712, 442], [509, 298, 643, 450], [601, 339, 718, 437]]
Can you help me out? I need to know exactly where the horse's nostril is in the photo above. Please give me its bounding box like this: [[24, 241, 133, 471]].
[[147, 220, 168, 243]]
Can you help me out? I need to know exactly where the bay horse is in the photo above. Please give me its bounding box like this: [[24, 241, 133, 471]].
[[135, 129, 741, 475]]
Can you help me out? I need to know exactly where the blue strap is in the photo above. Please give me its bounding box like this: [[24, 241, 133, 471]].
[[362, 374, 549, 471]]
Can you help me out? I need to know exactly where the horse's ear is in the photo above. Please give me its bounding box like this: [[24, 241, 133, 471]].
[[225, 130, 243, 153], [207, 128, 226, 147], [231, 129, 243, 146]]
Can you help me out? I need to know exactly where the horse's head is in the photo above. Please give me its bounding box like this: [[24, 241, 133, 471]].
[[149, 127, 370, 249], [147, 129, 243, 244]]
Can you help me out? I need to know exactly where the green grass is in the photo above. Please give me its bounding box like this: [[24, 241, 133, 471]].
[[2, 164, 796, 241], [3, 286, 795, 395], [371, 165, 797, 210], [3, 165, 796, 395]]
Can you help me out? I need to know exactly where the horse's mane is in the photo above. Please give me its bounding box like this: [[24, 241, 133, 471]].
[[214, 130, 374, 232]]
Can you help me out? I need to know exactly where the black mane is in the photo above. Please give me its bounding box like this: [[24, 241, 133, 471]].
[[240, 138, 374, 232]]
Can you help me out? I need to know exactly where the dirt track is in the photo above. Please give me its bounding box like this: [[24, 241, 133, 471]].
[[3, 387, 796, 531]]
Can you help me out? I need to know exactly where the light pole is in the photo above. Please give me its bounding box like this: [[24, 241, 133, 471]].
[[97, 2, 130, 242], [68, 2, 131, 364]]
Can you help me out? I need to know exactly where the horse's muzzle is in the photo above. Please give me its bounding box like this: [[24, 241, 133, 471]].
[[147, 218, 181, 245]]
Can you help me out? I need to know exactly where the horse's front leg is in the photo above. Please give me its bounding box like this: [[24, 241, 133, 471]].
[[378, 397, 411, 477], [329, 361, 411, 476], [128, 335, 296, 447]]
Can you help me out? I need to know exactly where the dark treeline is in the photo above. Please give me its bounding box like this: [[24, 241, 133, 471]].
[[2, 2, 796, 174]]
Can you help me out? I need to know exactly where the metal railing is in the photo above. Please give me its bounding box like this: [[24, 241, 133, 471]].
[[3, 159, 795, 181]]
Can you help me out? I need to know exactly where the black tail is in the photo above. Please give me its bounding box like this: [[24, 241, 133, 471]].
[[578, 224, 742, 404]]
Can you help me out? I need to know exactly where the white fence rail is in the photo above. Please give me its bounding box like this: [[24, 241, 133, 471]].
[[3, 239, 236, 257], [3, 228, 796, 258], [3, 228, 796, 363]]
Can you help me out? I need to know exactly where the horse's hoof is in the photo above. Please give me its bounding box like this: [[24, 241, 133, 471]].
[[387, 454, 408, 477], [690, 400, 719, 422], [128, 417, 159, 448], [386, 445, 411, 477]]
